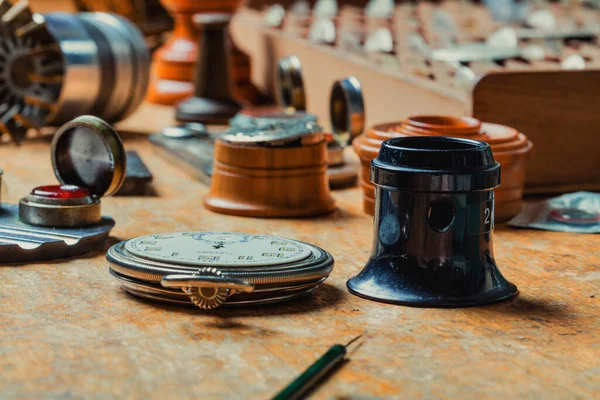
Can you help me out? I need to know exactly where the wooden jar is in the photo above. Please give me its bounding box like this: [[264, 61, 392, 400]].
[[353, 115, 533, 222], [146, 0, 255, 105], [204, 132, 337, 218]]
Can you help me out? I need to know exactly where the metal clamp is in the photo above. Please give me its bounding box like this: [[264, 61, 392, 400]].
[[161, 267, 255, 310]]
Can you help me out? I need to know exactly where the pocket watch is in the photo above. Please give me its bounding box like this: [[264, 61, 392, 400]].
[[107, 232, 335, 310]]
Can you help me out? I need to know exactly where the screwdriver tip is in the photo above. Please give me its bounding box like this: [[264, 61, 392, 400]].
[[344, 334, 363, 348]]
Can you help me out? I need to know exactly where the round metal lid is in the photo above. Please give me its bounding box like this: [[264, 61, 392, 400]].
[[329, 76, 365, 146], [230, 107, 317, 130], [50, 116, 126, 197], [222, 121, 323, 146], [124, 232, 313, 267]]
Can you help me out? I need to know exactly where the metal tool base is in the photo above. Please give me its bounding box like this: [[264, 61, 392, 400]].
[[0, 203, 114, 264]]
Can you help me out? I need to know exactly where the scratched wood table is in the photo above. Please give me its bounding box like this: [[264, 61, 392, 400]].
[[0, 102, 598, 399]]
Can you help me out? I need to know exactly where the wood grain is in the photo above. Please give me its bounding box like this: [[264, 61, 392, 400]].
[[205, 137, 336, 217], [473, 70, 600, 194], [0, 102, 598, 399]]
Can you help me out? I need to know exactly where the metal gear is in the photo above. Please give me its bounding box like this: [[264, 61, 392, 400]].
[[0, 0, 62, 143], [182, 267, 230, 310]]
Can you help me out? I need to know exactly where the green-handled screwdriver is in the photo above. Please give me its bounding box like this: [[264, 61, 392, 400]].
[[272, 335, 363, 400]]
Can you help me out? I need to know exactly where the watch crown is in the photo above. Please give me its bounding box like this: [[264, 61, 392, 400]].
[[183, 267, 230, 310]]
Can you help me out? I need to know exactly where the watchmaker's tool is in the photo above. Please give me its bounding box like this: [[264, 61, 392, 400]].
[[0, 1, 150, 143], [0, 116, 124, 264], [348, 136, 518, 307], [148, 124, 220, 185], [353, 115, 532, 222], [19, 116, 125, 228], [118, 151, 154, 196], [509, 192, 600, 234], [272, 334, 363, 400], [146, 0, 255, 106], [175, 13, 242, 125], [204, 121, 336, 218], [107, 232, 334, 310]]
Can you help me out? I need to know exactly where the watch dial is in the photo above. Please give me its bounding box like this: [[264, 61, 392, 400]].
[[124, 232, 313, 267]]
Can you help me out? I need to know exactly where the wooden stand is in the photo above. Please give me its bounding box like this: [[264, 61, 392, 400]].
[[146, 0, 256, 105], [204, 139, 337, 218], [353, 116, 532, 222]]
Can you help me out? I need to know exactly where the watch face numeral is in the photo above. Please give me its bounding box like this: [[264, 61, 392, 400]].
[[171, 252, 179, 257], [198, 255, 220, 261], [263, 253, 285, 258], [279, 247, 295, 252], [238, 256, 254, 260], [271, 240, 287, 245], [140, 241, 157, 245], [144, 247, 162, 251]]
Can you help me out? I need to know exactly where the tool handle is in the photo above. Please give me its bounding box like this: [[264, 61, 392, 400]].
[[272, 344, 346, 400]]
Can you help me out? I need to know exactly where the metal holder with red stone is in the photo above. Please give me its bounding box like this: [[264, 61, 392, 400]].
[[0, 116, 124, 264]]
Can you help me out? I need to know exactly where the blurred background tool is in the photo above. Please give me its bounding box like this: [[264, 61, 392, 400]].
[[145, 0, 257, 106]]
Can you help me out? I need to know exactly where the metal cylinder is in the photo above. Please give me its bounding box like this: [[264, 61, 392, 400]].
[[44, 12, 150, 125], [0, 3, 150, 142], [347, 136, 518, 307]]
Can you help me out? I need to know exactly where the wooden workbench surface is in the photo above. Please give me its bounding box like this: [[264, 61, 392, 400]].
[[0, 103, 598, 399]]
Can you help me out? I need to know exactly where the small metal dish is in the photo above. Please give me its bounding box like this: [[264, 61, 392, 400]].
[[19, 116, 126, 227]]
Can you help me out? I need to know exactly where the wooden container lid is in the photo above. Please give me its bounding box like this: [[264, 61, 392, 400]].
[[353, 115, 533, 221]]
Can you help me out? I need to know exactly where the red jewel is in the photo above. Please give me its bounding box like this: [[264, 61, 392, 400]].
[[32, 185, 90, 199]]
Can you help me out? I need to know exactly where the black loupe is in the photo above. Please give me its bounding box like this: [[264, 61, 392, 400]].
[[347, 136, 518, 307]]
